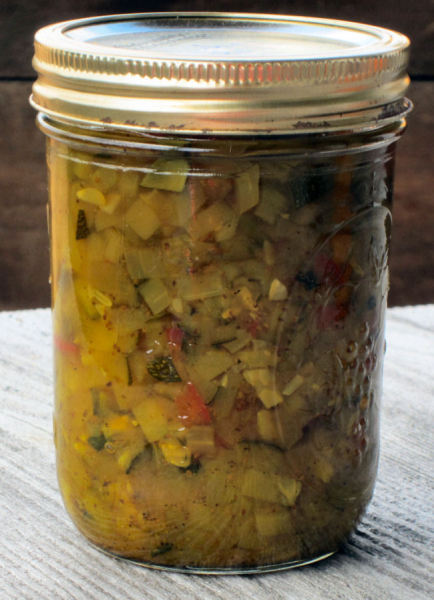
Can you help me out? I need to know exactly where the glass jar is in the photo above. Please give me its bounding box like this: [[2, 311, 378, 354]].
[[31, 13, 411, 573]]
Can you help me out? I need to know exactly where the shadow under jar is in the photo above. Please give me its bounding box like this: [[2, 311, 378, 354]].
[[31, 13, 411, 574]]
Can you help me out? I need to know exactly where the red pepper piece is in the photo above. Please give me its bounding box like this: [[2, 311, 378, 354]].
[[166, 326, 184, 351], [175, 382, 211, 426], [245, 317, 260, 338], [214, 432, 231, 449], [317, 304, 348, 330], [54, 335, 79, 356], [314, 253, 352, 287]]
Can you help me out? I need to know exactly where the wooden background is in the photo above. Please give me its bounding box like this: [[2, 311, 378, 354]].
[[1, 305, 433, 598], [1, 1, 433, 310]]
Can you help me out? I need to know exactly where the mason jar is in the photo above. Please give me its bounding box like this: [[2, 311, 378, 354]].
[[31, 13, 411, 574]]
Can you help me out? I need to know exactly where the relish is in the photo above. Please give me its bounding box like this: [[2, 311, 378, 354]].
[[49, 130, 395, 570]]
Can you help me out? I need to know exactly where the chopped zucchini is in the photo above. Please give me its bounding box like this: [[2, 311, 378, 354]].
[[100, 191, 122, 215], [127, 352, 150, 385], [177, 269, 224, 301], [142, 320, 169, 353], [255, 508, 294, 537], [77, 187, 106, 207], [263, 240, 275, 266], [106, 306, 150, 335], [235, 164, 260, 214], [74, 279, 100, 320], [170, 190, 201, 227], [112, 384, 146, 411], [181, 365, 219, 404], [188, 350, 233, 382], [257, 409, 282, 445], [118, 170, 140, 198], [222, 330, 252, 354], [94, 209, 123, 232], [124, 245, 164, 281], [238, 345, 275, 369], [186, 426, 215, 455], [139, 189, 177, 225], [254, 185, 287, 225], [138, 278, 171, 315], [159, 437, 191, 467], [102, 228, 123, 263], [116, 331, 139, 354], [258, 388, 283, 408], [189, 202, 238, 242], [117, 436, 145, 472], [212, 371, 241, 419], [242, 469, 300, 506], [241, 469, 280, 503], [243, 368, 273, 388], [269, 278, 288, 301], [133, 396, 173, 442], [72, 157, 93, 180], [125, 197, 160, 240], [81, 318, 117, 352], [85, 261, 138, 306], [90, 387, 116, 416], [140, 158, 189, 193], [282, 374, 305, 397], [105, 353, 131, 385], [91, 167, 118, 193], [277, 478, 302, 506]]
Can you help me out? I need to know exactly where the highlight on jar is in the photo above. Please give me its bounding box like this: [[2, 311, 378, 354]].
[[31, 13, 412, 573]]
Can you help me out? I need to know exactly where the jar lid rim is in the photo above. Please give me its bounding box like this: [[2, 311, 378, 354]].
[[31, 12, 411, 135]]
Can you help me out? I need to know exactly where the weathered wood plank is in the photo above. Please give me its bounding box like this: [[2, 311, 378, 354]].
[[0, 80, 432, 309], [0, 81, 50, 309], [389, 80, 434, 306], [0, 0, 433, 77], [0, 306, 432, 598]]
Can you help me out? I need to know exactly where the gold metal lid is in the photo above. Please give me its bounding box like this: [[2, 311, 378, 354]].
[[31, 12, 411, 135]]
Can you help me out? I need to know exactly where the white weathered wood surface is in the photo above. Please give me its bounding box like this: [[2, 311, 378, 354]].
[[0, 306, 433, 599]]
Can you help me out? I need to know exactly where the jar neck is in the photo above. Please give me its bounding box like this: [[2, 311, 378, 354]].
[[37, 112, 408, 159]]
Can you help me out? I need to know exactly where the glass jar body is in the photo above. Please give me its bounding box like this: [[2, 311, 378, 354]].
[[44, 117, 401, 573]]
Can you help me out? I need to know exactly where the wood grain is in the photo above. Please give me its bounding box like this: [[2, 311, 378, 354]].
[[0, 2, 433, 309], [0, 81, 49, 309], [0, 80, 432, 309], [1, 0, 433, 77], [0, 306, 432, 599], [388, 80, 434, 307]]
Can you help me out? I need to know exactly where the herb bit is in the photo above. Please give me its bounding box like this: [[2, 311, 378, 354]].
[[151, 542, 173, 557], [295, 270, 319, 290], [147, 356, 181, 382], [88, 433, 106, 451], [75, 209, 90, 240], [179, 457, 202, 474], [291, 172, 334, 208]]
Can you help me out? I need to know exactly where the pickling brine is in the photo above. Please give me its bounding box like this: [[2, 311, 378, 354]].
[[47, 129, 394, 570]]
